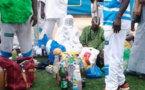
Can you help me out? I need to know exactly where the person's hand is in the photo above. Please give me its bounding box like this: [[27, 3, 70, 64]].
[[41, 11, 45, 19], [131, 23, 135, 31], [31, 15, 37, 26], [90, 0, 94, 3], [100, 50, 104, 58], [126, 36, 134, 41], [113, 18, 121, 33]]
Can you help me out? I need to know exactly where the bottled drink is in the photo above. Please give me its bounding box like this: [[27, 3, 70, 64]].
[[41, 45, 44, 56], [73, 77, 78, 90], [79, 58, 86, 88], [12, 49, 17, 60], [70, 56, 74, 64], [53, 55, 60, 78], [73, 65, 82, 90], [59, 65, 68, 90], [67, 64, 73, 88], [0, 67, 4, 90]]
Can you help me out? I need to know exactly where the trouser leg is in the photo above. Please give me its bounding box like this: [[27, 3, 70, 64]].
[[45, 19, 56, 40], [57, 17, 64, 27], [104, 30, 127, 90], [16, 19, 32, 57], [1, 23, 17, 58]]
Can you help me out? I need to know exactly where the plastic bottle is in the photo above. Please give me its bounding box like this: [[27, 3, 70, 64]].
[[0, 67, 4, 90], [73, 65, 82, 90], [41, 45, 44, 56], [79, 58, 86, 88], [12, 49, 17, 60], [70, 56, 74, 64], [59, 65, 68, 90], [73, 78, 78, 90], [123, 47, 130, 71], [53, 55, 60, 78], [67, 64, 73, 88]]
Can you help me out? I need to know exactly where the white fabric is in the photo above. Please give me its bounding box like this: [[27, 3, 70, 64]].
[[40, 0, 68, 19], [128, 5, 145, 74], [104, 29, 128, 90], [41, 0, 67, 39], [38, 1, 45, 29], [46, 40, 53, 54], [54, 15, 82, 53], [1, 17, 32, 54], [45, 18, 63, 40]]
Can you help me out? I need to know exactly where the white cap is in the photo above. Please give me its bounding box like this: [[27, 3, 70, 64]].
[[75, 65, 80, 69]]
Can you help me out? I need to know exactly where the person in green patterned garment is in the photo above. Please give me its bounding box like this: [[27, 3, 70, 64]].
[[0, 0, 37, 58], [80, 16, 104, 68]]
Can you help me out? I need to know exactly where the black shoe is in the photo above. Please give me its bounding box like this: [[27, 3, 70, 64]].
[[139, 74, 145, 79], [124, 70, 136, 76]]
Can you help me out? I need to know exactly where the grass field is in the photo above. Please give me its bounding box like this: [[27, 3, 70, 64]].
[[29, 57, 145, 90]]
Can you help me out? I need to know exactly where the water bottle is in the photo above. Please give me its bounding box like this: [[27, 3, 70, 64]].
[[79, 58, 86, 88], [53, 55, 60, 78], [73, 65, 82, 90], [12, 49, 17, 60], [73, 77, 78, 90], [67, 64, 73, 88]]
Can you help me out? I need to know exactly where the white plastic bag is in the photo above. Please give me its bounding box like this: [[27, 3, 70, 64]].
[[80, 47, 100, 66]]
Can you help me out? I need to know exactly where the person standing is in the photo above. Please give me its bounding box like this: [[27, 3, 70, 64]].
[[38, 0, 45, 34], [103, 0, 131, 89], [128, 1, 145, 79], [40, 0, 68, 40], [0, 0, 37, 58], [90, 0, 104, 25]]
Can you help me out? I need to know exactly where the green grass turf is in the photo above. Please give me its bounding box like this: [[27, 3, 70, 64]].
[[30, 57, 145, 90]]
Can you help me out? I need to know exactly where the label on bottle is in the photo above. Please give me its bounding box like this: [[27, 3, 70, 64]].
[[70, 57, 74, 64], [66, 75, 69, 80], [61, 81, 68, 88]]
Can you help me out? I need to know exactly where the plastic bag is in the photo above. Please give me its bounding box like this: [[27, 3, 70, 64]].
[[38, 34, 49, 48], [86, 66, 103, 78], [46, 40, 66, 64], [123, 47, 130, 71], [80, 47, 100, 67]]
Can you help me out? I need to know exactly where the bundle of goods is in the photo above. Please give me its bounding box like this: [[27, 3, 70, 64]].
[[45, 47, 103, 90], [46, 48, 86, 90], [0, 56, 36, 90]]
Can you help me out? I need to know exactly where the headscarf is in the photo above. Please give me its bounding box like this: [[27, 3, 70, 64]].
[[54, 15, 82, 52]]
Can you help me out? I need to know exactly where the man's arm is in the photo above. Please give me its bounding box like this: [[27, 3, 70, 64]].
[[80, 27, 88, 47], [113, 0, 130, 33], [31, 0, 37, 26], [41, 1, 45, 19], [139, 0, 145, 4]]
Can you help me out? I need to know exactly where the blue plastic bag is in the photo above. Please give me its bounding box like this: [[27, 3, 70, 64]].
[[49, 40, 66, 64], [38, 34, 49, 48], [86, 66, 103, 78]]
